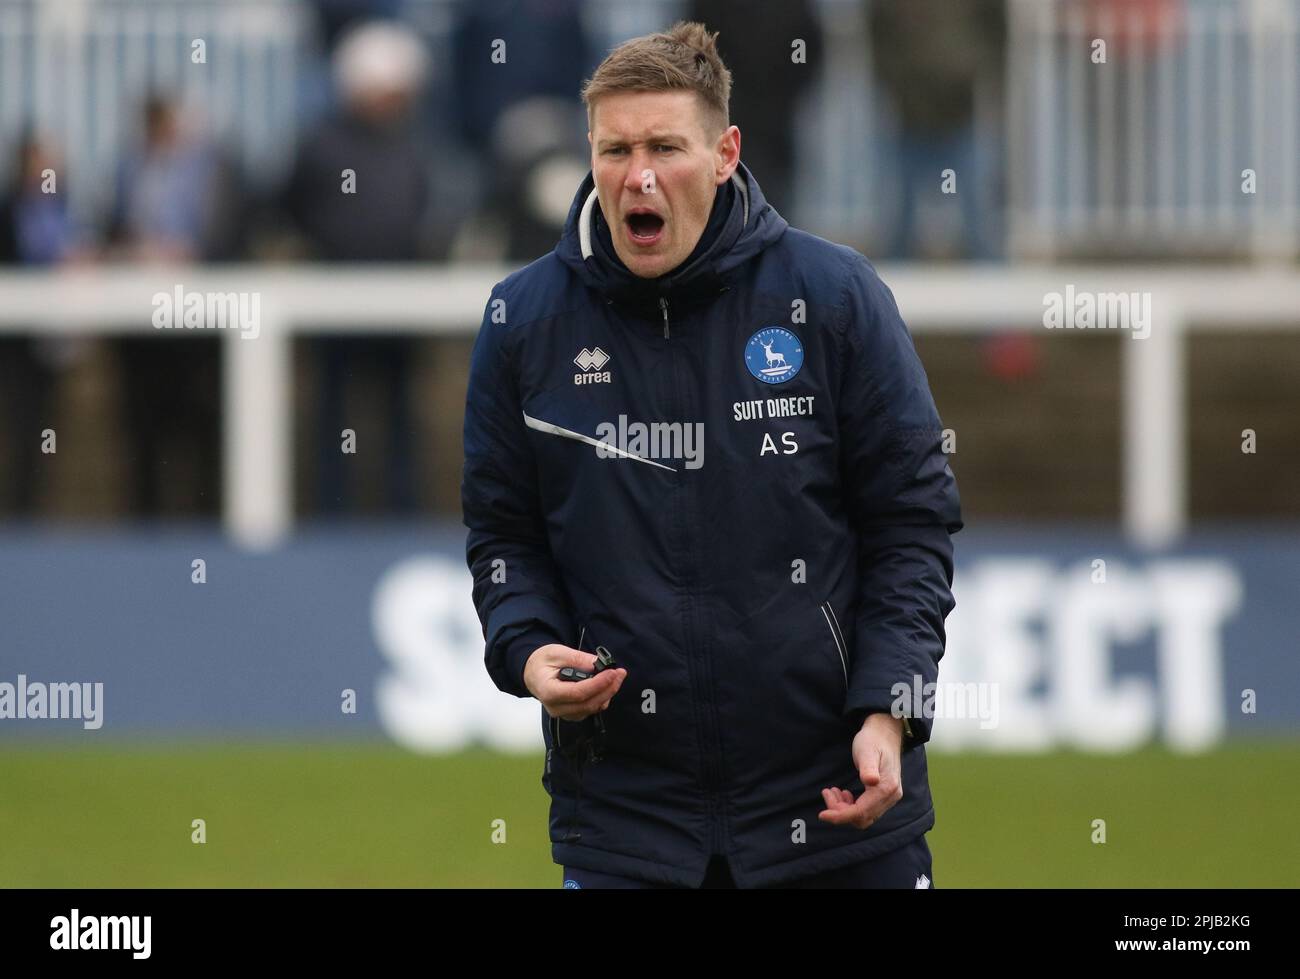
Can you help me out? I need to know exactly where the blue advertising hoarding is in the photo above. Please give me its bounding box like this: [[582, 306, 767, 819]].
[[1, 524, 1296, 752]]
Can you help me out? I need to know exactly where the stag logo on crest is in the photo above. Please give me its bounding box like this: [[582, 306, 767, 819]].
[[744, 327, 803, 385]]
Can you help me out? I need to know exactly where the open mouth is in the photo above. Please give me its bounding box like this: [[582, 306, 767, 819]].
[[625, 211, 665, 244]]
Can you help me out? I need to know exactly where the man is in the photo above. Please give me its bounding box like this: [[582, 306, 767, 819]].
[[868, 0, 1005, 259], [462, 21, 962, 888], [283, 20, 433, 514]]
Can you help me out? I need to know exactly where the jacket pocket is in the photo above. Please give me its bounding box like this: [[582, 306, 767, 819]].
[[546, 717, 586, 845], [818, 600, 849, 692]]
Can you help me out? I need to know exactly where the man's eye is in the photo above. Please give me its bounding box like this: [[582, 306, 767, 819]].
[[655, 145, 675, 153]]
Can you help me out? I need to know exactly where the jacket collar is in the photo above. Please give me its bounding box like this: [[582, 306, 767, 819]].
[[556, 159, 788, 315]]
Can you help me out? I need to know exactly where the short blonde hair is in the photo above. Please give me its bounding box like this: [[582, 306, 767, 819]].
[[581, 20, 731, 140]]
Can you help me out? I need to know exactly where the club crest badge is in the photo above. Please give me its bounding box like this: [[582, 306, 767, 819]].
[[744, 327, 803, 385]]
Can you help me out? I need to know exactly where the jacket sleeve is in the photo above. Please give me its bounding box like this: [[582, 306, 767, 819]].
[[835, 254, 963, 746], [462, 287, 577, 698]]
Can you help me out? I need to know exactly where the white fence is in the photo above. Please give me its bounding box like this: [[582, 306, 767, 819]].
[[2, 263, 1297, 550]]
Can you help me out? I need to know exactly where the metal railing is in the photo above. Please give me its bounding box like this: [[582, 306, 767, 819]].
[[4, 0, 1296, 257], [0, 0, 310, 222], [1007, 0, 1300, 258]]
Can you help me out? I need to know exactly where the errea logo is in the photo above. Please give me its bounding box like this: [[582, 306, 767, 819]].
[[574, 347, 611, 385]]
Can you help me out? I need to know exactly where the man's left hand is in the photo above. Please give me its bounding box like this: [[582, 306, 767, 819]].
[[818, 713, 904, 830]]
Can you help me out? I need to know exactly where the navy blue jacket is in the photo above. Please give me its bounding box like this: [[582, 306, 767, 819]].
[[462, 161, 962, 887]]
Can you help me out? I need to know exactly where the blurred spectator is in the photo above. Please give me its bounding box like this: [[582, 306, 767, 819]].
[[297, 1, 406, 128], [0, 132, 88, 264], [0, 133, 92, 514], [108, 95, 246, 262], [312, 0, 403, 51], [480, 96, 591, 261], [450, 0, 595, 158], [282, 20, 434, 515], [687, 0, 821, 218], [1088, 0, 1183, 56], [284, 20, 434, 260], [869, 0, 1005, 260], [101, 98, 232, 517], [447, 0, 595, 260]]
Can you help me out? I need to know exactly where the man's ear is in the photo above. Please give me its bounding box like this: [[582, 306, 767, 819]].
[[716, 125, 741, 183]]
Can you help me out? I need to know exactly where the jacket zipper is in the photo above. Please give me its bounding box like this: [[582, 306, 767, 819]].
[[662, 295, 725, 854]]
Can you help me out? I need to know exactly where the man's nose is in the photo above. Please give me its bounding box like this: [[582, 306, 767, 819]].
[[622, 155, 657, 193]]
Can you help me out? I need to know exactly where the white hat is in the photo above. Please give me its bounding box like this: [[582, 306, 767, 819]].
[[333, 20, 430, 101]]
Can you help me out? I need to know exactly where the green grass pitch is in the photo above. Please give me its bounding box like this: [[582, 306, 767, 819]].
[[2, 740, 1296, 887]]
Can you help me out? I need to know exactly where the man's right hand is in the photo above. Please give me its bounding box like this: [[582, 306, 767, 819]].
[[524, 644, 628, 721]]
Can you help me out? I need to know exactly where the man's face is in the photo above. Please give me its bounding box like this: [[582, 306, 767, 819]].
[[588, 91, 740, 279]]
